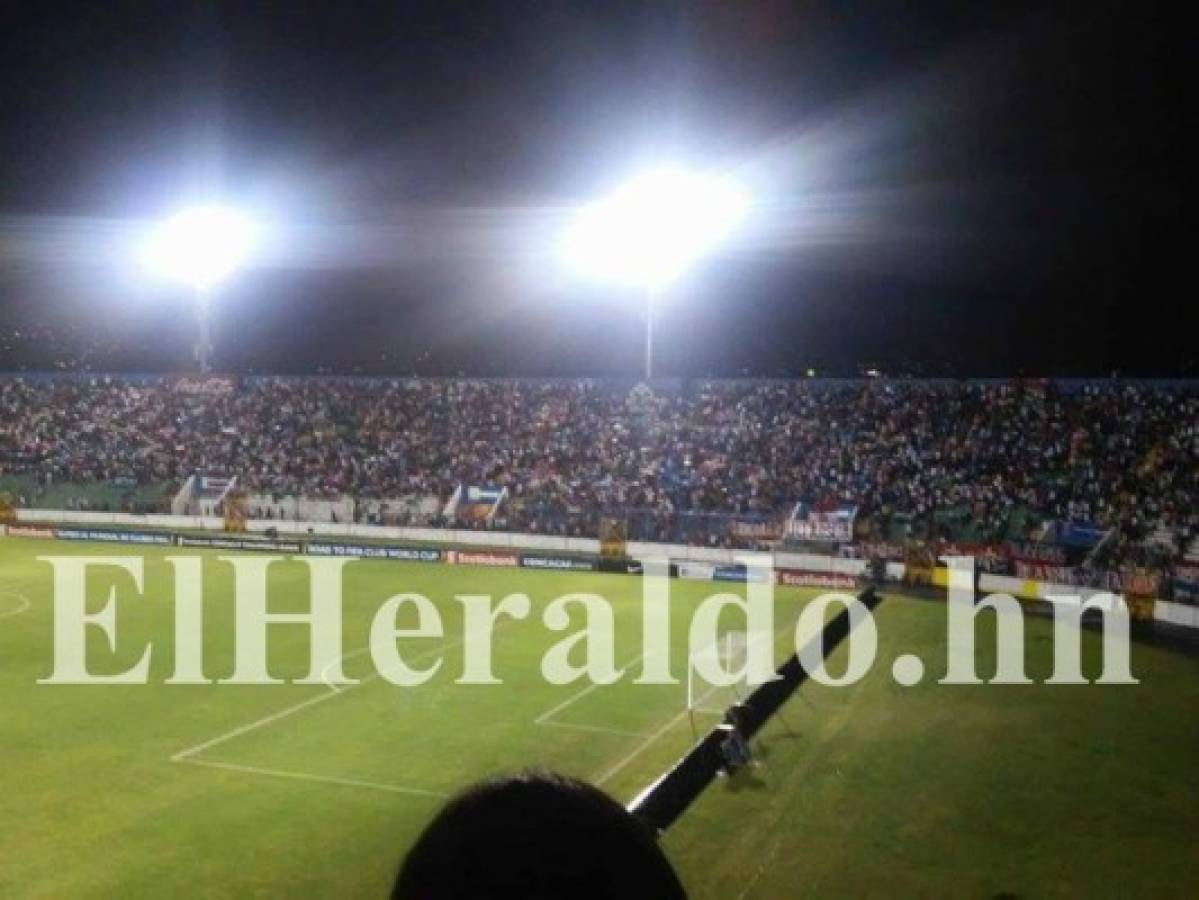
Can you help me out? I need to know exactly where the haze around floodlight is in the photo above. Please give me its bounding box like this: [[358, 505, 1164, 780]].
[[561, 167, 749, 288], [140, 206, 258, 289]]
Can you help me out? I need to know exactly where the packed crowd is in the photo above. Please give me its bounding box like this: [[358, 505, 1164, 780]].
[[1, 376, 1195, 557]]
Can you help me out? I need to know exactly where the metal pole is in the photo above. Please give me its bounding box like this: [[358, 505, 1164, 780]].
[[644, 286, 655, 382], [195, 286, 212, 373]]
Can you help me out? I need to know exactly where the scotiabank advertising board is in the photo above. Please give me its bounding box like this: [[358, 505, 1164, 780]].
[[776, 569, 858, 589], [5, 525, 56, 539], [445, 550, 519, 567]]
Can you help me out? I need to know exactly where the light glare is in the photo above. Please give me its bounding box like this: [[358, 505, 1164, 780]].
[[562, 168, 749, 288], [140, 206, 257, 289]]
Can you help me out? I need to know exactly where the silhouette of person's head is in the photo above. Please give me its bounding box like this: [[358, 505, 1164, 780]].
[[392, 771, 688, 900]]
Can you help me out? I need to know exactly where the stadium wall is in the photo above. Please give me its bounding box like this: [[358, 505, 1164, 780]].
[[14, 510, 876, 565], [978, 573, 1110, 604]]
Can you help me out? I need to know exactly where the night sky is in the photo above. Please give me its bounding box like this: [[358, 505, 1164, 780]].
[[0, 1, 1190, 377]]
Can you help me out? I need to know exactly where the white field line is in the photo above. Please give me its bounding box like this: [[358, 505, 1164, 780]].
[[175, 757, 449, 800], [736, 835, 783, 900], [0, 574, 45, 591], [533, 650, 647, 726], [174, 610, 797, 798], [538, 719, 647, 739], [0, 591, 32, 621], [172, 686, 353, 762], [320, 646, 372, 692], [171, 614, 531, 799], [594, 619, 796, 788], [0, 574, 44, 621], [171, 632, 471, 763], [594, 680, 725, 787]]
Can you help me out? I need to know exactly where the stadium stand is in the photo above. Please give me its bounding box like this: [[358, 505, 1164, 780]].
[[1, 375, 1195, 582]]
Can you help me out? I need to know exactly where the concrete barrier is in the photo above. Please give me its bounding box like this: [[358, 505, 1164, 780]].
[[11, 508, 1197, 631]]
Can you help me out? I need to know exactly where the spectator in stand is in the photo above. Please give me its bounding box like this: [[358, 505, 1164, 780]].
[[1, 376, 1195, 571]]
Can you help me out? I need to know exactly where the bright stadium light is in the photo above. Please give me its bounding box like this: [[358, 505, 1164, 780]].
[[141, 205, 257, 289], [561, 167, 749, 380], [140, 205, 258, 373]]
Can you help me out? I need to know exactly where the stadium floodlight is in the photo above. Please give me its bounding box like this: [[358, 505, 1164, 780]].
[[140, 205, 258, 373], [141, 205, 256, 290], [561, 167, 749, 380]]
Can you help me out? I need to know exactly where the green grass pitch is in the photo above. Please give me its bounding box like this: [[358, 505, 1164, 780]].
[[1, 537, 1197, 898]]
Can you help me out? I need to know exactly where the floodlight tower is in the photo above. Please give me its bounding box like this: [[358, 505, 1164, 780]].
[[140, 206, 257, 373], [561, 168, 748, 381]]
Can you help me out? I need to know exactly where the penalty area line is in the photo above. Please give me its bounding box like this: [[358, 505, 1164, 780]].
[[594, 618, 796, 789], [175, 756, 449, 800], [171, 686, 348, 762], [320, 645, 372, 693], [593, 682, 724, 788], [171, 631, 474, 763], [533, 649, 648, 726], [538, 719, 648, 739]]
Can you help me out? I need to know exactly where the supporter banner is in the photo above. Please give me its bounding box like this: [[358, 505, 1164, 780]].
[[930, 542, 1010, 573], [1010, 542, 1067, 565], [777, 569, 858, 589], [5, 524, 56, 540], [57, 528, 173, 546], [786, 504, 857, 542], [1175, 565, 1199, 583], [520, 554, 597, 572], [1045, 520, 1108, 550], [308, 542, 441, 562], [464, 485, 504, 504], [1015, 561, 1161, 597], [1015, 561, 1074, 584], [937, 542, 1007, 563], [728, 519, 784, 541], [445, 550, 518, 567], [713, 564, 771, 584], [1171, 566, 1199, 602], [1171, 577, 1199, 603], [678, 562, 716, 581], [178, 535, 302, 552]]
